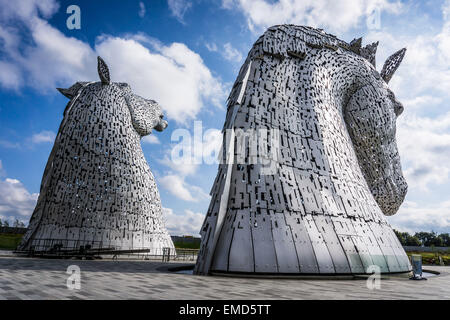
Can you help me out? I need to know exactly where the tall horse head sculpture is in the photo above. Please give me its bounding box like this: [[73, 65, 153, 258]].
[[19, 57, 174, 253], [195, 25, 411, 276]]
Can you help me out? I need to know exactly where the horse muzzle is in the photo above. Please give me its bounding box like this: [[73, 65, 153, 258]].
[[155, 119, 168, 132]]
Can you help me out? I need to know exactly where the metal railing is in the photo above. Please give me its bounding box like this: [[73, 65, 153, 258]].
[[14, 238, 199, 262]]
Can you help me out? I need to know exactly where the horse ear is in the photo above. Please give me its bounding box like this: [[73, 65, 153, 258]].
[[97, 56, 110, 85], [57, 87, 74, 99], [56, 82, 86, 99], [380, 48, 406, 83]]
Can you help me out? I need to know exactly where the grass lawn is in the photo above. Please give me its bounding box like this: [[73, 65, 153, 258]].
[[0, 233, 23, 250], [406, 251, 450, 266]]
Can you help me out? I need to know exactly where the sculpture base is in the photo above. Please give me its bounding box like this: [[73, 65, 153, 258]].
[[210, 269, 413, 279]]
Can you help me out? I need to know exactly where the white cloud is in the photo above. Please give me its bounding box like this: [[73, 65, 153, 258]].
[[96, 36, 226, 123], [142, 135, 160, 144], [223, 0, 402, 34], [206, 42, 243, 63], [0, 0, 59, 21], [158, 127, 222, 176], [156, 127, 220, 203], [0, 1, 226, 124], [138, 1, 146, 18], [31, 130, 56, 144], [387, 200, 450, 234], [0, 140, 20, 149], [401, 95, 443, 110], [397, 112, 450, 190], [162, 207, 203, 236], [223, 43, 243, 62], [159, 155, 199, 177], [158, 174, 209, 202], [168, 0, 192, 23], [205, 42, 218, 52], [0, 61, 21, 89], [0, 177, 38, 220]]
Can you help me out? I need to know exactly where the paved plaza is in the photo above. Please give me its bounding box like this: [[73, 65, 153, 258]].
[[0, 255, 448, 300]]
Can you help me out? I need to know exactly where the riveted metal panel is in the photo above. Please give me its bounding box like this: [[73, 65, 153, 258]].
[[383, 224, 411, 271], [211, 211, 236, 272], [338, 234, 365, 273], [227, 210, 255, 273], [313, 215, 351, 273], [285, 213, 319, 273], [251, 210, 278, 273], [368, 222, 401, 272], [360, 221, 389, 273], [271, 212, 300, 273], [304, 215, 335, 273], [350, 235, 374, 272]]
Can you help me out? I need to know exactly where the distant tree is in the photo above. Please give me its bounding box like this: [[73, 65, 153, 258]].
[[440, 233, 450, 247], [405, 234, 421, 246], [393, 229, 405, 245], [393, 229, 413, 246], [430, 234, 444, 247], [414, 231, 436, 246], [3, 220, 9, 227], [13, 219, 20, 227], [0, 219, 2, 227]]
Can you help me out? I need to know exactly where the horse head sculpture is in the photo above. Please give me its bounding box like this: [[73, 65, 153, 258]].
[[19, 57, 174, 253], [195, 25, 411, 276], [345, 46, 407, 216]]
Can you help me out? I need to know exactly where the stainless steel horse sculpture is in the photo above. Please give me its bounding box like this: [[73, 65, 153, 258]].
[[195, 25, 411, 275], [19, 57, 175, 254]]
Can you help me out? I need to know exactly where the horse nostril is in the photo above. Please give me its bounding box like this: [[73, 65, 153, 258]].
[[395, 104, 404, 116]]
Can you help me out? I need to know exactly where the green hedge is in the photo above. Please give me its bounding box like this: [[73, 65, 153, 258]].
[[173, 241, 200, 249]]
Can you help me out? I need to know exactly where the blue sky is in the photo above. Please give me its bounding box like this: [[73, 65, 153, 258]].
[[0, 0, 449, 235]]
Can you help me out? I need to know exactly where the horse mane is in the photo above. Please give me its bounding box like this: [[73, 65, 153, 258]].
[[246, 25, 369, 62]]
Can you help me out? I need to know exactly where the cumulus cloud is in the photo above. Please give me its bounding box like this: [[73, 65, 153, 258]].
[[31, 130, 56, 144], [223, 0, 402, 34], [0, 0, 226, 124], [158, 174, 209, 202], [162, 207, 203, 236], [96, 36, 225, 123], [396, 112, 450, 190], [223, 43, 243, 62], [168, 0, 192, 24], [205, 42, 243, 63], [387, 200, 450, 234], [142, 135, 160, 144], [0, 178, 38, 222]]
